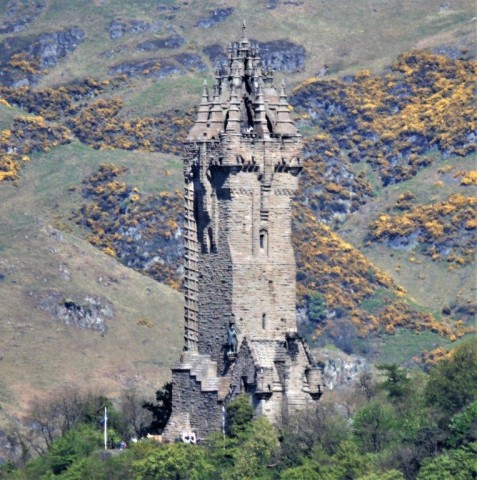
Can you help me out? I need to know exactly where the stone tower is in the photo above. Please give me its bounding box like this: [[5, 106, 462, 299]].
[[163, 26, 323, 440]]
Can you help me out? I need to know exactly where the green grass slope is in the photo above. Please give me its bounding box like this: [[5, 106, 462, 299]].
[[0, 140, 183, 416], [1, 0, 475, 112]]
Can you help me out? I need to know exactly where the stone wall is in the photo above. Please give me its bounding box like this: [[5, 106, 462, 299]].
[[166, 364, 223, 440]]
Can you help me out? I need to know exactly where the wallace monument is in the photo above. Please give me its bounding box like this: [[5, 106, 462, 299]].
[[163, 25, 324, 440]]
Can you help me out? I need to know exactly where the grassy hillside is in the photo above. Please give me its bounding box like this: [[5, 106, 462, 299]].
[[1, 0, 475, 112], [0, 139, 184, 416]]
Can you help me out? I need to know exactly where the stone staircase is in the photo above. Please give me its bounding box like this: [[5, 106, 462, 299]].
[[174, 351, 220, 392], [163, 352, 223, 440]]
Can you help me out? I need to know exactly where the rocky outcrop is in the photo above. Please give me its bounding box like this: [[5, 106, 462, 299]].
[[203, 44, 227, 66], [314, 348, 370, 391], [204, 39, 306, 72], [0, 1, 46, 34], [137, 35, 185, 51], [174, 53, 207, 72], [195, 8, 234, 28], [109, 53, 206, 78], [38, 292, 112, 335], [257, 39, 306, 72], [108, 18, 162, 40], [109, 59, 181, 79], [0, 26, 85, 87], [31, 27, 85, 68]]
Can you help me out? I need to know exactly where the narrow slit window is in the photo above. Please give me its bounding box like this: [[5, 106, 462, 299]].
[[262, 313, 267, 330], [259, 229, 268, 252]]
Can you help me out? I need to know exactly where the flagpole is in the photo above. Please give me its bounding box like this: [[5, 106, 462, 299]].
[[104, 407, 108, 450]]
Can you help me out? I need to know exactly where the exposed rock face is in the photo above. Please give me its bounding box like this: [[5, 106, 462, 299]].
[[31, 27, 85, 68], [109, 53, 207, 78], [257, 39, 306, 72], [315, 348, 370, 391], [195, 8, 234, 28], [173, 53, 207, 72], [0, 1, 46, 34], [109, 18, 162, 40], [0, 26, 85, 87], [204, 39, 306, 72], [203, 43, 227, 65], [137, 35, 185, 51], [38, 292, 112, 335], [109, 59, 181, 79]]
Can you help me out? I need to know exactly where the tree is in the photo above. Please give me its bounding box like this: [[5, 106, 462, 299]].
[[416, 442, 477, 480], [133, 443, 216, 480], [225, 395, 254, 438], [19, 389, 118, 457], [278, 401, 350, 467], [119, 388, 153, 438], [47, 425, 103, 475], [142, 383, 172, 434], [307, 292, 327, 323], [447, 401, 477, 448], [377, 364, 411, 403], [425, 340, 477, 415], [228, 417, 278, 480], [357, 471, 404, 480], [353, 400, 396, 453]]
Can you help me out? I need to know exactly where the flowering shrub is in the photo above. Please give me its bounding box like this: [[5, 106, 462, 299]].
[[74, 164, 183, 289], [0, 115, 72, 182], [368, 194, 476, 265], [292, 51, 476, 186]]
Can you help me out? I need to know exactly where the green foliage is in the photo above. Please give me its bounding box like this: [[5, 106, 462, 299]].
[[278, 401, 350, 467], [133, 443, 216, 480], [425, 340, 477, 415], [143, 382, 173, 434], [225, 395, 254, 438], [279, 459, 322, 480], [228, 417, 278, 480], [447, 401, 477, 448], [18, 425, 103, 479], [416, 443, 477, 480], [353, 400, 397, 453], [307, 291, 328, 323], [357, 470, 404, 480], [377, 364, 411, 403]]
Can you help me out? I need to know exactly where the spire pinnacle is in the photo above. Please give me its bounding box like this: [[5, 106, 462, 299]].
[[242, 19, 246, 39], [201, 80, 209, 102]]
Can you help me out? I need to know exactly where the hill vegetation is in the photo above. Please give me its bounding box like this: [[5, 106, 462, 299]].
[[3, 341, 476, 479], [0, 0, 476, 471]]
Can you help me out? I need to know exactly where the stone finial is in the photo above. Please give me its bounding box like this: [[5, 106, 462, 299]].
[[225, 85, 241, 133], [187, 79, 211, 139], [202, 79, 209, 102], [254, 84, 270, 139], [274, 78, 297, 136]]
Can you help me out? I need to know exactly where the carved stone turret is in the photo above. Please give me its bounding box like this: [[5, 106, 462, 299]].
[[163, 26, 324, 441]]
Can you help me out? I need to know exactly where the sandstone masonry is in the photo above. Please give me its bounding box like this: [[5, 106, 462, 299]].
[[163, 25, 323, 440]]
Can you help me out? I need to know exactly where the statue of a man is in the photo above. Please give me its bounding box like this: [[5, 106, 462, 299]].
[[226, 324, 238, 353]]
